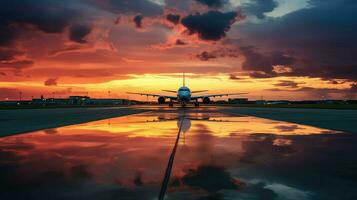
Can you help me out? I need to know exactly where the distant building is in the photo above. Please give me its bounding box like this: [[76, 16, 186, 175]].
[[68, 96, 90, 105], [32, 97, 70, 105], [46, 98, 69, 105], [32, 98, 48, 105], [7, 96, 131, 106]]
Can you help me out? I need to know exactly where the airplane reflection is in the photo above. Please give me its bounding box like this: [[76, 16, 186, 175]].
[[144, 115, 246, 134], [154, 112, 248, 199]]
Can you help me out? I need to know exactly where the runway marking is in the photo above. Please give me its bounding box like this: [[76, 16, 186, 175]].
[[158, 111, 185, 200]]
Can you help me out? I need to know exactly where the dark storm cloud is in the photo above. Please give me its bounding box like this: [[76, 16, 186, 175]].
[[105, 0, 164, 16], [181, 11, 240, 41], [196, 51, 217, 61], [240, 46, 272, 73], [164, 0, 191, 11], [242, 0, 278, 19], [0, 0, 89, 69], [0, 26, 18, 47], [239, 46, 295, 78], [270, 52, 296, 66], [196, 48, 239, 61], [246, 71, 274, 78], [133, 15, 144, 28], [175, 39, 187, 45], [229, 74, 245, 80], [69, 24, 92, 44], [0, 48, 31, 71], [0, 49, 23, 61], [0, 0, 165, 47], [238, 0, 357, 81], [274, 80, 302, 88], [322, 78, 347, 85], [267, 84, 357, 99], [196, 0, 227, 8], [44, 78, 58, 86], [0, 60, 33, 69], [296, 87, 357, 99], [0, 0, 79, 38], [166, 14, 181, 25]]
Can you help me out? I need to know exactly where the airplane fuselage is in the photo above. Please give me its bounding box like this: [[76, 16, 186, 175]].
[[177, 86, 191, 104]]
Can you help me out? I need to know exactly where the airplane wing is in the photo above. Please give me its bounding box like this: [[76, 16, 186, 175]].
[[162, 90, 177, 93], [191, 92, 248, 100], [127, 92, 177, 100], [191, 90, 208, 93]]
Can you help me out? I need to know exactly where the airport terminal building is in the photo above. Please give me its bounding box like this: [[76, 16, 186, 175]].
[[0, 96, 131, 106]]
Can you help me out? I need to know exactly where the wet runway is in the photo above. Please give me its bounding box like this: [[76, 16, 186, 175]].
[[1, 107, 357, 200]]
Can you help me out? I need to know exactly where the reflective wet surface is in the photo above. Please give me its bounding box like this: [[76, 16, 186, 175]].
[[1, 107, 357, 200]]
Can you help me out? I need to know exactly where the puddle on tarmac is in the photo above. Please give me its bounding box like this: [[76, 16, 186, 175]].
[[0, 109, 356, 200]]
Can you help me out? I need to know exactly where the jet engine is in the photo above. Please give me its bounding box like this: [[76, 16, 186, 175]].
[[203, 97, 210, 104], [158, 96, 166, 104]]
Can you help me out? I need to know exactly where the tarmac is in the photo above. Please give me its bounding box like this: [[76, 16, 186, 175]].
[[1, 105, 356, 137], [0, 106, 356, 199], [224, 107, 357, 133], [0, 107, 147, 137]]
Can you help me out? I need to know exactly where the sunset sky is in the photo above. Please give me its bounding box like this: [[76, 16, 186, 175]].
[[0, 0, 356, 101]]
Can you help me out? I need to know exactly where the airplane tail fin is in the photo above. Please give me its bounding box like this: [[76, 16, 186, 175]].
[[183, 72, 185, 87]]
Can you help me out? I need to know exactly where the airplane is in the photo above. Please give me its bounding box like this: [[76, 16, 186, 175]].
[[127, 73, 247, 107]]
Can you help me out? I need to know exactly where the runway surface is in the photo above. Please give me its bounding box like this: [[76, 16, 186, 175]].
[[224, 107, 357, 133], [0, 107, 147, 137], [1, 107, 357, 200]]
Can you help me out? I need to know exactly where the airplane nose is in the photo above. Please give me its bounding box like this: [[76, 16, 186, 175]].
[[180, 92, 190, 100]]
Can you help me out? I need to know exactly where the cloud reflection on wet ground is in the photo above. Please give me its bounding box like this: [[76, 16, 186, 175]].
[[0, 107, 356, 200]]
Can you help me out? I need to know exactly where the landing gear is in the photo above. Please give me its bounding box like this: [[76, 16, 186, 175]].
[[181, 102, 187, 108], [194, 99, 199, 107]]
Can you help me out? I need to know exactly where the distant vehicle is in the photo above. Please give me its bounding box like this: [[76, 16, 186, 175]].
[[127, 73, 247, 107]]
